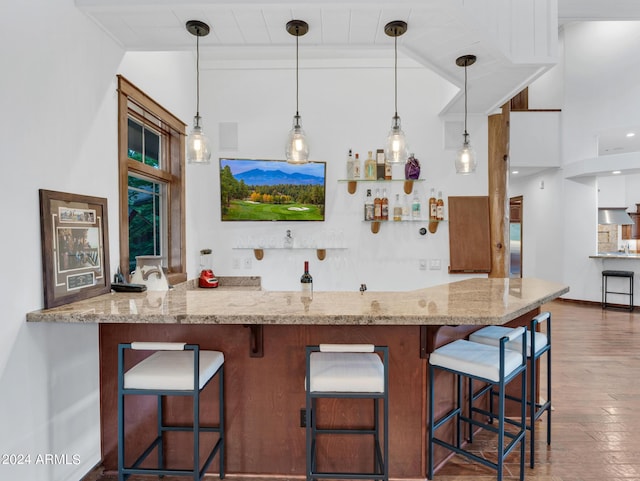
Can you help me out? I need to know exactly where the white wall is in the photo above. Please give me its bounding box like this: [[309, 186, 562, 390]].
[[0, 2, 196, 480], [186, 65, 488, 292]]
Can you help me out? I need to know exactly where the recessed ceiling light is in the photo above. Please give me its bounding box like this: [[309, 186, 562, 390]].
[[511, 170, 519, 174], [612, 170, 622, 174], [627, 132, 635, 138]]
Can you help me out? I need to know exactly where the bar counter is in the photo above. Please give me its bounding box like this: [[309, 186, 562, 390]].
[[27, 277, 569, 478]]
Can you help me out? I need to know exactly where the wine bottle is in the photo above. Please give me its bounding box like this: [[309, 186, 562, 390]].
[[364, 189, 374, 221], [346, 149, 354, 179], [374, 189, 382, 220], [429, 188, 437, 221], [393, 194, 402, 221], [436, 191, 445, 220], [381, 189, 389, 220], [301, 261, 313, 299]]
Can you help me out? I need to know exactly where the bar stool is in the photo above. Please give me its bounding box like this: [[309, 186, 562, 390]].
[[117, 342, 225, 481], [602, 270, 634, 311], [469, 312, 552, 468], [428, 328, 527, 481], [305, 344, 389, 481]]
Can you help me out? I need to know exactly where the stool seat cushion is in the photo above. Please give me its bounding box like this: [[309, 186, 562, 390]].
[[469, 326, 548, 357], [429, 339, 522, 383], [124, 350, 224, 391], [309, 352, 384, 393]]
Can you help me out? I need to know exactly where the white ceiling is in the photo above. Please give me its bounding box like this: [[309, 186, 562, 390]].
[[77, 0, 640, 116]]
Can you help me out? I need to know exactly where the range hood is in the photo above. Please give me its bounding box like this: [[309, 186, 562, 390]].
[[598, 208, 635, 225]]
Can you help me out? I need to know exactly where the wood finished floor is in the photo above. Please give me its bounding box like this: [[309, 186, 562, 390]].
[[90, 300, 640, 481]]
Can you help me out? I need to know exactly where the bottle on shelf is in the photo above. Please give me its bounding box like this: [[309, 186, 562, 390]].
[[300, 261, 313, 300], [364, 151, 376, 180], [412, 191, 421, 219], [429, 188, 437, 221], [353, 152, 361, 179], [346, 149, 354, 179], [381, 189, 389, 221], [364, 189, 374, 221], [393, 194, 403, 221], [374, 188, 382, 220], [402, 195, 410, 220], [376, 149, 385, 180], [436, 191, 445, 220]]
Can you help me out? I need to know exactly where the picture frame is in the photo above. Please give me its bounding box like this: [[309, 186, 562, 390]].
[[39, 189, 110, 308]]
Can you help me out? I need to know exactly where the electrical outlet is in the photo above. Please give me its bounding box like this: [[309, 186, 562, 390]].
[[300, 408, 306, 427], [243, 257, 252, 269], [232, 258, 240, 270], [419, 259, 427, 270], [429, 259, 442, 270]]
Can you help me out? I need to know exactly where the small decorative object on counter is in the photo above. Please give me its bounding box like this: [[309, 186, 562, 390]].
[[300, 261, 313, 300], [131, 255, 169, 291], [284, 229, 294, 248], [405, 152, 420, 179]]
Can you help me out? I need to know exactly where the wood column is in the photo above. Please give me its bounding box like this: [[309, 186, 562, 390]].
[[488, 102, 510, 278]]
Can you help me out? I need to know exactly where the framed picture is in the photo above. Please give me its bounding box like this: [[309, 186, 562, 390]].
[[39, 189, 110, 308], [219, 158, 326, 221]]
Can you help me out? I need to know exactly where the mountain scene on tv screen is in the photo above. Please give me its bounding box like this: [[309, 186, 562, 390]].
[[219, 159, 325, 221]]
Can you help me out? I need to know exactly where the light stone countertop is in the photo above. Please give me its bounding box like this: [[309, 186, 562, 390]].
[[589, 253, 640, 259], [26, 277, 569, 326]]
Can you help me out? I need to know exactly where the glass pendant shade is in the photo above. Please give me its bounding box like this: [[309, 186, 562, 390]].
[[385, 115, 408, 163], [187, 115, 211, 164], [455, 135, 477, 174], [285, 114, 309, 164]]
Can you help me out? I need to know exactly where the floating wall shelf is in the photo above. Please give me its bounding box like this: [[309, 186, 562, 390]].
[[233, 247, 346, 261], [339, 179, 424, 195]]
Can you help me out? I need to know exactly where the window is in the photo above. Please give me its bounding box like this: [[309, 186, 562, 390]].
[[117, 75, 187, 284]]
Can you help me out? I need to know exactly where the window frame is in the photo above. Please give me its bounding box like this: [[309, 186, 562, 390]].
[[117, 75, 187, 284]]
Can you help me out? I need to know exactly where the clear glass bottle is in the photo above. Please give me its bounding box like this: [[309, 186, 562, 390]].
[[364, 151, 376, 180], [436, 191, 445, 220], [364, 189, 374, 221], [393, 194, 402, 221], [429, 188, 437, 221], [381, 189, 389, 221], [353, 152, 361, 179], [374, 188, 382, 220], [346, 149, 354, 179], [412, 192, 421, 219]]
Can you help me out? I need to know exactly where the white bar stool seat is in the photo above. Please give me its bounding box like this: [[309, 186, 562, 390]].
[[305, 343, 389, 481], [428, 330, 527, 481], [118, 342, 225, 481], [468, 312, 552, 468]]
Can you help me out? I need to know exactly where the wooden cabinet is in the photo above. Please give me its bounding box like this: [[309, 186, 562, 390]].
[[622, 213, 640, 239], [448, 196, 491, 273]]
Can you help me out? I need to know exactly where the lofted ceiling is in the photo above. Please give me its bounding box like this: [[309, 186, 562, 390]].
[[77, 0, 640, 117]]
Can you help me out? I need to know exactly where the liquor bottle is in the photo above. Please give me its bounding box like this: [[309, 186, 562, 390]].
[[381, 189, 389, 220], [300, 261, 313, 299], [364, 189, 374, 221], [376, 149, 385, 180], [393, 194, 403, 221], [429, 188, 437, 221], [353, 152, 361, 179], [411, 192, 421, 219], [436, 191, 445, 220], [402, 195, 410, 220], [374, 189, 382, 220], [346, 149, 354, 179], [364, 151, 376, 180]]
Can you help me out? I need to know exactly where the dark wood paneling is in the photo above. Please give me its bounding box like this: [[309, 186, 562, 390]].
[[448, 196, 491, 273]]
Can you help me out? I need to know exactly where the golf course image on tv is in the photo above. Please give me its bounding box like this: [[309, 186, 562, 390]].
[[219, 158, 326, 221]]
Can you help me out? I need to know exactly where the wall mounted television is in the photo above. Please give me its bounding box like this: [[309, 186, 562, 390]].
[[219, 158, 326, 221]]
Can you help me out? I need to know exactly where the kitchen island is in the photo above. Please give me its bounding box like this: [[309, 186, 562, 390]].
[[27, 277, 568, 478]]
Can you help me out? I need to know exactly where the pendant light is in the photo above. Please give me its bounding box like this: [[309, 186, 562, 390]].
[[384, 21, 408, 164], [285, 20, 309, 164], [455, 54, 477, 174], [186, 20, 211, 164]]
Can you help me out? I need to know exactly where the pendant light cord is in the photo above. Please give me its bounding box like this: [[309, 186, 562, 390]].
[[295, 27, 300, 118], [394, 33, 398, 118], [463, 60, 468, 137], [196, 30, 201, 118]]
